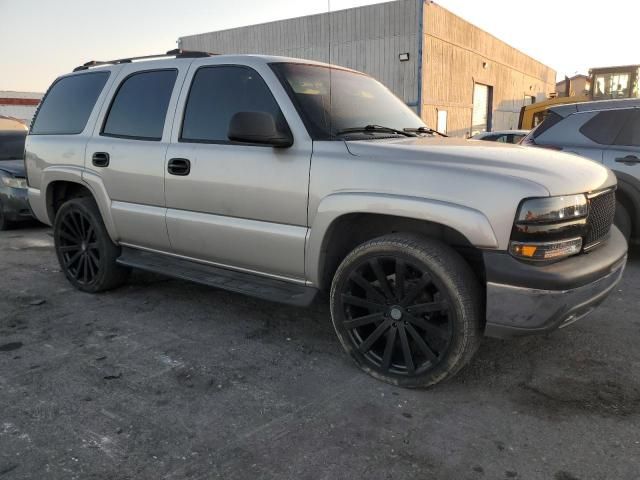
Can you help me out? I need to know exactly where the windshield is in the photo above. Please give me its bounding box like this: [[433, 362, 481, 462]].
[[271, 62, 426, 139], [0, 132, 27, 161]]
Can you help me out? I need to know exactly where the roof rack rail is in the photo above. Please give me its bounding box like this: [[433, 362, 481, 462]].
[[72, 49, 215, 72]]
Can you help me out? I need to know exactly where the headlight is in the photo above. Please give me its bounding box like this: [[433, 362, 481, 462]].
[[1, 176, 27, 189], [516, 194, 588, 224], [510, 194, 588, 262]]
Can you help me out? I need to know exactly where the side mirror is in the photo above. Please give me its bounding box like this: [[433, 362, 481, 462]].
[[228, 111, 293, 148]]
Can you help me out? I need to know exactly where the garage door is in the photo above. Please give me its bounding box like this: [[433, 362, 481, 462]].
[[471, 83, 492, 136]]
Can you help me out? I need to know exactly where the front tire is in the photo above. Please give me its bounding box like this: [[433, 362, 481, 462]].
[[614, 201, 632, 243], [330, 234, 482, 388], [0, 200, 11, 231], [53, 197, 129, 293]]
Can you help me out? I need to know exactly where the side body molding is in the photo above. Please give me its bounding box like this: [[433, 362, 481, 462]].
[[305, 192, 499, 287]]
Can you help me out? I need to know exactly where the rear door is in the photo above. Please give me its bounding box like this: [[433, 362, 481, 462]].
[[85, 62, 188, 251], [603, 108, 640, 178], [164, 61, 312, 280]]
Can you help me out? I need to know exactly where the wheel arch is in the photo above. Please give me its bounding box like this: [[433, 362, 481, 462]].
[[613, 171, 640, 241], [306, 193, 497, 291], [44, 170, 119, 242]]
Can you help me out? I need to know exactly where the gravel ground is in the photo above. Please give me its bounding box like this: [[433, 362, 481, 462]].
[[0, 226, 639, 480]]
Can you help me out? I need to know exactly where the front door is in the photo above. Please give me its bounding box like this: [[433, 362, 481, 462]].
[[85, 63, 186, 251], [164, 62, 312, 281]]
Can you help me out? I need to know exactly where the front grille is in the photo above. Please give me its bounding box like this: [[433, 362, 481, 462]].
[[585, 189, 616, 248]]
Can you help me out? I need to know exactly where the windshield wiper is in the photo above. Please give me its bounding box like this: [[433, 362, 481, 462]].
[[404, 126, 448, 137], [335, 124, 416, 137]]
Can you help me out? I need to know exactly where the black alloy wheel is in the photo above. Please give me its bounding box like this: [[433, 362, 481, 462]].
[[54, 197, 129, 293], [57, 208, 101, 285], [330, 234, 482, 388]]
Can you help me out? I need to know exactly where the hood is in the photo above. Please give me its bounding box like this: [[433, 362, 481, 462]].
[[0, 159, 26, 177], [345, 136, 616, 196]]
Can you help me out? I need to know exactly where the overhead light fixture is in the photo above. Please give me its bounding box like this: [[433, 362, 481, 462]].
[[399, 53, 410, 62]]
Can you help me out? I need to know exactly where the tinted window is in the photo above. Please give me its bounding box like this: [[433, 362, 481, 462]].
[[613, 110, 640, 146], [271, 63, 424, 140], [181, 66, 285, 143], [31, 72, 109, 135], [0, 132, 27, 160], [579, 109, 633, 145], [103, 70, 177, 140], [532, 111, 563, 139]]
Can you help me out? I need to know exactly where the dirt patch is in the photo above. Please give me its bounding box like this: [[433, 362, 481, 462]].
[[514, 376, 640, 417], [0, 342, 23, 352]]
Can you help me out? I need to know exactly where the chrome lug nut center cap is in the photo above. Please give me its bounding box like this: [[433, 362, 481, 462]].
[[390, 307, 403, 321]]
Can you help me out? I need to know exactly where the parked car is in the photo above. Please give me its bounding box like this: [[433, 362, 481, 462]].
[[26, 50, 627, 388], [522, 98, 640, 242], [0, 128, 32, 230], [471, 129, 529, 144]]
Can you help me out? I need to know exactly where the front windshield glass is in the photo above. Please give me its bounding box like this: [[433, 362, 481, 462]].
[[0, 132, 27, 161], [271, 62, 426, 139]]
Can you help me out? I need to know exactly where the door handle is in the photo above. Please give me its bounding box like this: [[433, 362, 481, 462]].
[[167, 158, 191, 176], [92, 152, 110, 167], [615, 155, 640, 165]]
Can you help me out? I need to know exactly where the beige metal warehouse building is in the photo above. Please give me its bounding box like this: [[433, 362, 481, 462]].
[[179, 0, 555, 137]]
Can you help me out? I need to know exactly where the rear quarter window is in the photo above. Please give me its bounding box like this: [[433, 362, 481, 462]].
[[531, 111, 563, 139], [31, 72, 109, 135], [579, 109, 634, 145]]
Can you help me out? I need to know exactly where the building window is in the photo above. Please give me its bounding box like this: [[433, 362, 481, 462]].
[[471, 83, 493, 136]]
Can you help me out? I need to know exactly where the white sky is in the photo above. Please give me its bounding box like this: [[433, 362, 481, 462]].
[[0, 0, 635, 92]]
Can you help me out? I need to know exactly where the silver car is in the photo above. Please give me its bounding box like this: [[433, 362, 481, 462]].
[[24, 50, 627, 388], [522, 98, 640, 242]]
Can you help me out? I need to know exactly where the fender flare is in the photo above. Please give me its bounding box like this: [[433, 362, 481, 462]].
[[38, 166, 119, 242], [305, 192, 499, 287]]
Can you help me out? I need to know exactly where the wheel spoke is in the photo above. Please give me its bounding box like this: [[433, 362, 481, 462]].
[[350, 273, 387, 303], [369, 259, 394, 300], [358, 319, 391, 353], [405, 313, 449, 341], [405, 323, 437, 361], [394, 260, 405, 300], [380, 327, 397, 372], [58, 245, 81, 253], [62, 218, 81, 239], [70, 212, 84, 239], [65, 250, 83, 268], [88, 250, 100, 268], [344, 312, 384, 330], [87, 242, 99, 251], [86, 224, 95, 242], [341, 294, 384, 311], [86, 253, 96, 278], [59, 229, 79, 243], [408, 301, 448, 315], [400, 274, 432, 307], [398, 325, 415, 375]]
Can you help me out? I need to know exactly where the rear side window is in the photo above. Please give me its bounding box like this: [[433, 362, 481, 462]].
[[103, 69, 177, 141], [181, 66, 285, 143], [31, 72, 109, 135], [579, 109, 634, 145], [613, 110, 640, 146], [531, 111, 563, 139]]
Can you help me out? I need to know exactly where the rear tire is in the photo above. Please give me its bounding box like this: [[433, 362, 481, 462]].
[[0, 201, 12, 231], [53, 197, 129, 292], [614, 201, 632, 243], [330, 233, 482, 388]]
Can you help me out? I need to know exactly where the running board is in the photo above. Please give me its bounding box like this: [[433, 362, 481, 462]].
[[117, 248, 317, 307]]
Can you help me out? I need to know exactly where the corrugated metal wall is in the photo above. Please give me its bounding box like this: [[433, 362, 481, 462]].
[[179, 0, 422, 107], [421, 3, 556, 136], [179, 0, 557, 137]]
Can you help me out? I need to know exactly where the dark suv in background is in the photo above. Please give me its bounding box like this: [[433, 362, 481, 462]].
[[522, 98, 640, 243], [0, 122, 32, 230]]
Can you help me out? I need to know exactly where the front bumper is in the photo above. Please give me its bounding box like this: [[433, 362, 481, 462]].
[[483, 226, 627, 338], [1, 186, 33, 222]]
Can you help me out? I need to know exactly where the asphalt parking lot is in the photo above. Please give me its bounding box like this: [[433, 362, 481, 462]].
[[0, 226, 639, 480]]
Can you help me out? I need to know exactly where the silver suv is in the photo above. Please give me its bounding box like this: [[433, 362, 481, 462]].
[[25, 51, 628, 387], [522, 98, 640, 242]]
